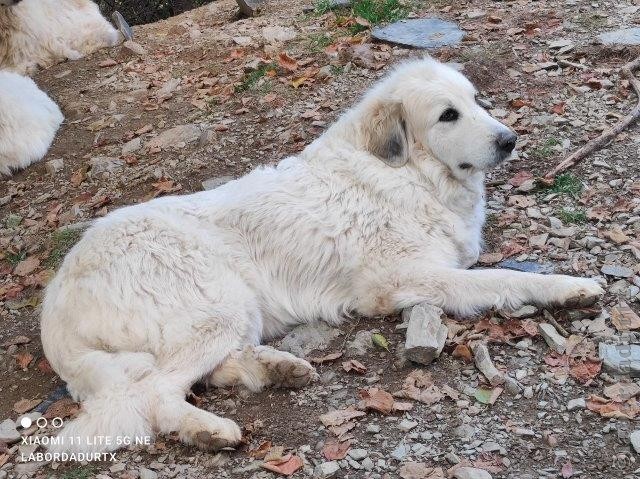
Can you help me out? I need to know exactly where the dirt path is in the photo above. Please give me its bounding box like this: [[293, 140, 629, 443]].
[[1, 0, 640, 478]]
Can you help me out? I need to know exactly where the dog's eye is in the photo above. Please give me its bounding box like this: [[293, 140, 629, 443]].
[[459, 163, 472, 170], [439, 108, 459, 122]]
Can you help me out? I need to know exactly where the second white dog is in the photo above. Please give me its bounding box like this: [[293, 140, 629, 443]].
[[0, 71, 63, 175], [41, 58, 603, 454]]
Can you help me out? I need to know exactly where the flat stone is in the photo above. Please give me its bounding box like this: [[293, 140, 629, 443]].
[[601, 264, 634, 278], [372, 18, 464, 49], [404, 303, 447, 364], [453, 467, 493, 479], [111, 11, 133, 41], [122, 137, 142, 155], [567, 398, 586, 411], [236, 0, 265, 17], [391, 442, 410, 461], [202, 176, 234, 191], [472, 342, 504, 386], [398, 419, 418, 432], [0, 418, 20, 443], [507, 305, 538, 319], [89, 156, 124, 175], [630, 430, 640, 453], [277, 322, 341, 357], [347, 448, 368, 461], [598, 28, 640, 46], [599, 343, 640, 376], [538, 323, 566, 353], [313, 461, 340, 478], [146, 124, 201, 150], [46, 158, 64, 175], [497, 259, 554, 274]]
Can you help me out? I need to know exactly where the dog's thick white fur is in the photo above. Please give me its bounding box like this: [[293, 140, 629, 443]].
[[0, 0, 121, 75], [0, 71, 63, 175], [41, 58, 603, 454]]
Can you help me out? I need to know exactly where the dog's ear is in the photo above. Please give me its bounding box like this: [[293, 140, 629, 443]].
[[362, 100, 410, 168]]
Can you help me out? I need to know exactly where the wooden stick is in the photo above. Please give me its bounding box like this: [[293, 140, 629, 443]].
[[542, 310, 570, 338], [543, 56, 640, 180]]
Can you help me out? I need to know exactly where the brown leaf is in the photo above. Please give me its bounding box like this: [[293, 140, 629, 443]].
[[396, 370, 444, 405], [13, 256, 40, 277], [44, 398, 80, 420], [309, 352, 343, 364], [611, 302, 640, 331], [319, 406, 365, 427], [322, 439, 351, 460], [359, 387, 394, 414], [586, 396, 640, 419], [277, 52, 298, 72], [603, 227, 630, 245], [250, 440, 272, 459], [603, 382, 640, 402], [37, 358, 54, 374], [569, 358, 601, 383], [14, 351, 33, 369], [342, 359, 367, 374], [399, 462, 445, 479], [262, 454, 303, 476], [328, 421, 356, 438], [452, 344, 473, 362], [13, 398, 41, 414], [508, 170, 534, 187], [551, 102, 566, 115]]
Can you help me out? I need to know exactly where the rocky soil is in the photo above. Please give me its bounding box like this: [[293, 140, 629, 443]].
[[1, 0, 640, 478]]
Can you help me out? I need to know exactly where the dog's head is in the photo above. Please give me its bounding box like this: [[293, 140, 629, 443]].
[[0, 0, 21, 6], [360, 58, 516, 179]]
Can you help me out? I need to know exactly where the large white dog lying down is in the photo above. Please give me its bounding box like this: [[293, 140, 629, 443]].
[[0, 71, 63, 176], [42, 58, 603, 454], [0, 0, 121, 74]]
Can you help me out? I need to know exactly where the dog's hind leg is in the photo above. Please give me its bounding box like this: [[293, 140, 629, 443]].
[[209, 345, 318, 392]]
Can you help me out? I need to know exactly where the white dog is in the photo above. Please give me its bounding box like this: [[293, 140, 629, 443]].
[[41, 58, 603, 454], [0, 71, 63, 176], [0, 0, 121, 75]]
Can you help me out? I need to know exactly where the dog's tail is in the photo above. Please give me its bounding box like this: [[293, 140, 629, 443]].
[[46, 350, 157, 455]]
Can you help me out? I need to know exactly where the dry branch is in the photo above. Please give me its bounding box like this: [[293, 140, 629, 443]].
[[544, 56, 640, 180]]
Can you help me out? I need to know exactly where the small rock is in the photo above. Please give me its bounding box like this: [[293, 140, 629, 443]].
[[398, 419, 418, 432], [236, 0, 265, 17], [123, 40, 146, 55], [0, 418, 20, 443], [507, 305, 538, 319], [139, 468, 157, 479], [313, 461, 340, 478], [348, 448, 368, 461], [598, 28, 640, 46], [366, 424, 380, 434], [567, 398, 586, 411], [630, 430, 640, 453], [262, 26, 297, 43], [404, 303, 447, 364], [122, 137, 142, 155], [446, 452, 461, 464], [453, 466, 492, 479], [45, 158, 64, 175], [538, 323, 566, 353], [146, 124, 201, 151], [601, 264, 634, 278], [391, 442, 410, 461], [89, 156, 123, 175], [202, 176, 234, 191], [498, 259, 554, 274], [278, 322, 341, 357], [472, 342, 504, 386]]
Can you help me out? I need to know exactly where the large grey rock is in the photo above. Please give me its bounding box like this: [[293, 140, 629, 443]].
[[599, 343, 640, 376], [404, 303, 447, 364], [601, 264, 634, 278], [236, 0, 265, 17], [538, 323, 566, 353], [372, 18, 464, 49], [0, 418, 21, 443], [598, 28, 640, 46], [146, 124, 201, 150], [277, 322, 341, 357], [630, 430, 640, 453], [498, 259, 554, 274]]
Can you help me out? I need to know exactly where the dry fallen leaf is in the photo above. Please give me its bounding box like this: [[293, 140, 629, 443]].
[[603, 382, 640, 402], [262, 454, 303, 476], [569, 358, 601, 383], [249, 440, 272, 459], [322, 439, 351, 460], [342, 359, 367, 374], [611, 302, 640, 331], [277, 52, 298, 72], [452, 344, 473, 362], [359, 387, 394, 414], [13, 398, 42, 414], [13, 256, 40, 277], [14, 351, 34, 369], [399, 462, 445, 479], [319, 407, 366, 427], [44, 398, 80, 420], [395, 370, 444, 405], [586, 395, 640, 419], [309, 352, 343, 364]]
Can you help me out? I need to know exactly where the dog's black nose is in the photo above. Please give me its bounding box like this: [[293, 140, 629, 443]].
[[496, 130, 517, 154]]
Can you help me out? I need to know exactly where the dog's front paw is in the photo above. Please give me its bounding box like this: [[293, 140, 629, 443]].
[[548, 276, 604, 308]]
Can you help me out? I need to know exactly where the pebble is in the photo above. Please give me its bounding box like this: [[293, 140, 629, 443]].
[[146, 124, 202, 150], [45, 158, 64, 174], [139, 468, 158, 479], [0, 418, 20, 443], [314, 461, 340, 478], [366, 424, 380, 434], [630, 430, 640, 453], [391, 442, 410, 460], [122, 137, 142, 155], [453, 466, 493, 479], [398, 419, 418, 432], [567, 398, 586, 411], [348, 448, 368, 461]]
